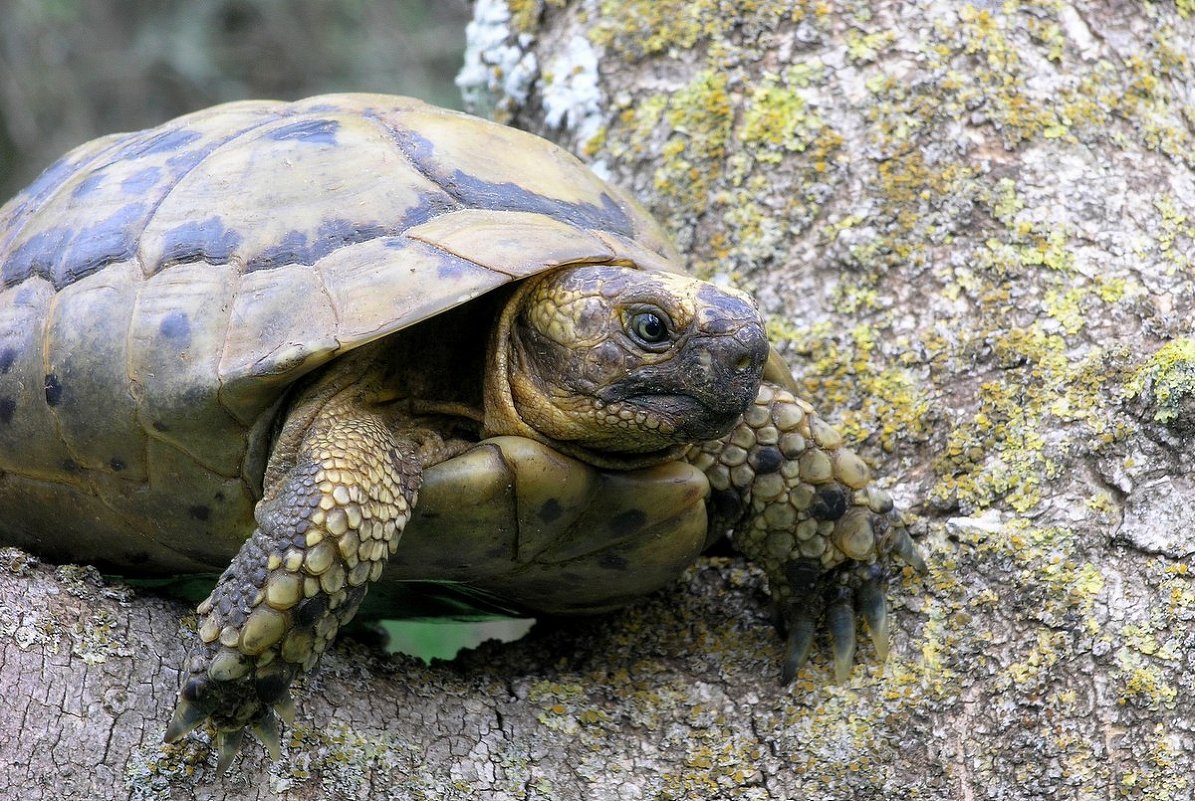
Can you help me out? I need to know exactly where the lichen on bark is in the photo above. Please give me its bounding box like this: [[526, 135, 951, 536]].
[[3, 2, 1195, 798], [461, 0, 1195, 797]]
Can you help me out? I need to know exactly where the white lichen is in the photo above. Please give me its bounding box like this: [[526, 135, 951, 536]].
[[457, 0, 539, 117], [541, 34, 605, 149]]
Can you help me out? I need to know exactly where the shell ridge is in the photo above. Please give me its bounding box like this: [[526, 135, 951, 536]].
[[0, 132, 133, 268], [139, 105, 294, 278], [126, 264, 242, 476], [37, 286, 88, 477], [360, 110, 470, 208], [142, 420, 243, 483], [213, 267, 250, 423], [397, 232, 525, 279]]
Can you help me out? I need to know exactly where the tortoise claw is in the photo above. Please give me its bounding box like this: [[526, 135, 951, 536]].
[[250, 713, 282, 760], [273, 691, 296, 725], [781, 615, 817, 684], [892, 527, 927, 573], [773, 556, 913, 683], [857, 576, 890, 662], [825, 592, 857, 683], [215, 727, 245, 773], [164, 698, 207, 743]]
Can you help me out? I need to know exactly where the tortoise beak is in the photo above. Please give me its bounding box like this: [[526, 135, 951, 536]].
[[670, 321, 769, 440]]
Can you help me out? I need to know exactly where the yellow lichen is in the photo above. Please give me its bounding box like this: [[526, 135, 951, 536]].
[[1129, 338, 1195, 424]]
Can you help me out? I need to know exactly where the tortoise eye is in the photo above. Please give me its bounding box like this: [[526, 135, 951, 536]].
[[629, 310, 670, 345]]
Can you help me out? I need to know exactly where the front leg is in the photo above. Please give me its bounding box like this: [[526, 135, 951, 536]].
[[165, 399, 440, 771], [688, 381, 926, 683]]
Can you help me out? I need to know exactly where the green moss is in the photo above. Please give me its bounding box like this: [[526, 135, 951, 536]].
[[504, 0, 566, 34], [1152, 193, 1195, 269], [589, 0, 811, 61], [1130, 338, 1195, 424], [740, 82, 820, 159], [1116, 724, 1192, 799], [526, 1, 1195, 793]]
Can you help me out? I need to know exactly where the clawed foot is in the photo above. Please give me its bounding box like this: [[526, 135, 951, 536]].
[[165, 656, 297, 771], [688, 379, 928, 685], [777, 524, 926, 684]]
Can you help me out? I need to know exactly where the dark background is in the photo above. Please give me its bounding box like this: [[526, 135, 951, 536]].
[[0, 0, 472, 199]]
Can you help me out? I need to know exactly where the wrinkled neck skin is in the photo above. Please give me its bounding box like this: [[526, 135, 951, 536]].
[[482, 272, 690, 471]]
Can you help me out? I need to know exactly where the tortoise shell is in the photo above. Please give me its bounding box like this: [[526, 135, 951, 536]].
[[0, 93, 685, 578]]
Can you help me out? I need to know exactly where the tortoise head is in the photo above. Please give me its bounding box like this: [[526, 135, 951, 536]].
[[483, 265, 769, 469]]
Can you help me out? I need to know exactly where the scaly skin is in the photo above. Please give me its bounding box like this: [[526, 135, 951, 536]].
[[689, 381, 925, 683], [166, 376, 466, 769], [166, 264, 771, 770]]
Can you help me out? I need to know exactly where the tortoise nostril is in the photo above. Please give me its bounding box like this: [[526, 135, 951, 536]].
[[735, 355, 752, 371]]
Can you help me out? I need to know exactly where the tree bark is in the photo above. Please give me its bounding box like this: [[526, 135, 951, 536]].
[[4, 1, 1195, 798], [456, 0, 1195, 797]]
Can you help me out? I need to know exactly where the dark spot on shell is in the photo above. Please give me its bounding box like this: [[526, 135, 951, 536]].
[[61, 459, 79, 472], [152, 420, 170, 432], [189, 505, 210, 521], [600, 552, 629, 570], [4, 227, 70, 287], [0, 348, 17, 374], [809, 487, 848, 521], [385, 126, 635, 237], [268, 119, 340, 145], [55, 202, 145, 287], [70, 173, 105, 198], [245, 218, 391, 272], [401, 192, 456, 231], [44, 374, 62, 406], [0, 398, 15, 424], [538, 498, 563, 524], [607, 509, 648, 535], [165, 145, 215, 174], [110, 457, 126, 471], [121, 166, 162, 194], [159, 311, 191, 345], [749, 446, 784, 474], [17, 152, 87, 207], [124, 128, 203, 158], [156, 217, 242, 268]]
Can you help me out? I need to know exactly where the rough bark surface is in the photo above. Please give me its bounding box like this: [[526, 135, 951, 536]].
[[1, 548, 848, 800], [457, 0, 1195, 798], [4, 0, 1195, 799]]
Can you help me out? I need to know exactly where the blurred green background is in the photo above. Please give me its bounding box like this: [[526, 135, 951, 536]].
[[0, 0, 539, 662], [0, 0, 471, 199]]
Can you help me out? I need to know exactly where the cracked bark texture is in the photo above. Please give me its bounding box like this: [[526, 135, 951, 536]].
[[3, 0, 1195, 798]]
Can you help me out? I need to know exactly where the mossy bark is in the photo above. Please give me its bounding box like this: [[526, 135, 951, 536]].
[[4, 1, 1195, 798], [469, 1, 1195, 798]]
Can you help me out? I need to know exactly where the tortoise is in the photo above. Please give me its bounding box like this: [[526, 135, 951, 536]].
[[0, 93, 923, 770]]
